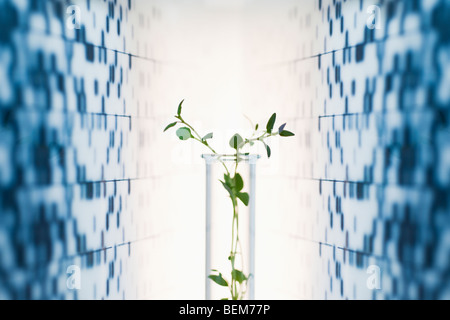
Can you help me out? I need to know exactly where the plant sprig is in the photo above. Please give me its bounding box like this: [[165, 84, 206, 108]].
[[165, 99, 295, 300]]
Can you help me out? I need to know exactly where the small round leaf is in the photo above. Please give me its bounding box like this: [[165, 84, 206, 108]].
[[176, 127, 192, 141]]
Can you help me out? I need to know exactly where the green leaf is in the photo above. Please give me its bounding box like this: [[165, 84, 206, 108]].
[[202, 132, 213, 141], [176, 127, 192, 141], [163, 122, 177, 132], [236, 192, 249, 206], [224, 174, 234, 189], [231, 270, 247, 284], [255, 124, 259, 131], [278, 123, 287, 134], [234, 173, 244, 192], [266, 144, 271, 158], [220, 180, 234, 199], [221, 298, 229, 301], [177, 99, 184, 116], [229, 134, 244, 150], [266, 113, 276, 133], [280, 130, 295, 137], [208, 274, 228, 287], [259, 140, 272, 158]]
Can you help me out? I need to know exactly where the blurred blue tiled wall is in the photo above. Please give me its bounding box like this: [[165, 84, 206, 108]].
[[276, 0, 450, 299], [0, 0, 165, 299]]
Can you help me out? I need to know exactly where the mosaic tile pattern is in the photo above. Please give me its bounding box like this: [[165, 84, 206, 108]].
[[279, 0, 450, 299], [0, 0, 164, 299]]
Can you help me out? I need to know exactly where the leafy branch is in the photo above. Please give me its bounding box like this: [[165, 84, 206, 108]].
[[165, 99, 295, 300]]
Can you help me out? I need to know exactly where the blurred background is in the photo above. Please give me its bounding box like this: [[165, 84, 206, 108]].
[[0, 0, 449, 299]]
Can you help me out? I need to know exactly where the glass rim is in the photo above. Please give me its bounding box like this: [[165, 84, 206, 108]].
[[201, 154, 261, 163]]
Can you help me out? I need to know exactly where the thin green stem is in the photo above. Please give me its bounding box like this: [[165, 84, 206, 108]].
[[227, 159, 248, 300], [168, 107, 294, 301], [244, 131, 278, 149], [177, 116, 230, 175]]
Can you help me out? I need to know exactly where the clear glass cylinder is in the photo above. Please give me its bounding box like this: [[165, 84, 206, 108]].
[[202, 154, 260, 300]]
